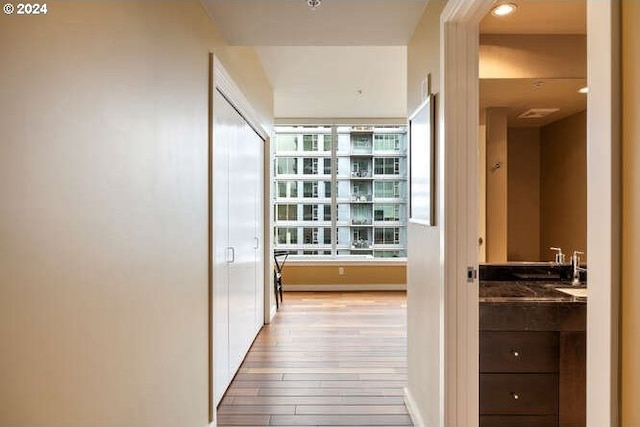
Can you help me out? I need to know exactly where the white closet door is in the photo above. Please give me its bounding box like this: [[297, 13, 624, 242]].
[[212, 89, 265, 406], [246, 121, 264, 334], [212, 90, 232, 405], [251, 123, 264, 332], [227, 106, 264, 375]]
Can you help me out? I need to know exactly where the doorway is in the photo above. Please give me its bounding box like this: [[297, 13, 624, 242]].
[[440, 0, 620, 425]]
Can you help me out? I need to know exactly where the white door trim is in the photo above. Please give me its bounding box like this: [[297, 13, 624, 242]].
[[441, 1, 620, 426], [586, 1, 621, 425], [440, 1, 492, 425]]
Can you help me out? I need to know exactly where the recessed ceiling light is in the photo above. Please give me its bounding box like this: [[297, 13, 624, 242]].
[[491, 3, 518, 17], [578, 87, 589, 94]]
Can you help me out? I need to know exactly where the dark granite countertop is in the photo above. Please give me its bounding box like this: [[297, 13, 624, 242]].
[[480, 281, 587, 304]]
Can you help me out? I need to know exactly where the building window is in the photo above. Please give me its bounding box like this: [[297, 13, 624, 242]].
[[276, 204, 298, 221], [303, 181, 318, 198], [277, 181, 298, 198], [276, 134, 298, 151], [323, 181, 332, 198], [374, 181, 401, 199], [303, 205, 318, 221], [374, 227, 400, 245], [323, 158, 332, 175], [303, 135, 318, 152], [323, 227, 332, 244], [303, 227, 318, 244], [277, 158, 297, 175], [324, 205, 332, 221], [323, 134, 332, 151], [276, 227, 298, 244], [274, 125, 407, 259], [374, 134, 400, 151], [374, 157, 400, 175], [374, 204, 400, 222], [303, 158, 318, 175]]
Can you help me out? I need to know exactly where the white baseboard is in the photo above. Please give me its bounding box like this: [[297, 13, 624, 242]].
[[404, 387, 425, 427], [283, 283, 407, 292]]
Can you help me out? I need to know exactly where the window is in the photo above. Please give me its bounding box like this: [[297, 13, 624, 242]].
[[278, 181, 298, 198], [374, 227, 400, 245], [276, 134, 297, 151], [351, 134, 372, 153], [276, 227, 298, 244], [303, 205, 318, 221], [303, 227, 318, 244], [374, 204, 400, 222], [303, 158, 318, 175], [274, 125, 407, 258], [323, 134, 332, 151], [324, 205, 332, 221], [374, 158, 400, 175], [351, 159, 370, 177], [374, 134, 400, 151], [323, 158, 332, 175], [374, 181, 400, 198], [303, 182, 318, 198], [324, 181, 332, 198], [276, 204, 297, 221], [277, 158, 297, 175], [323, 227, 332, 244], [303, 135, 318, 152]]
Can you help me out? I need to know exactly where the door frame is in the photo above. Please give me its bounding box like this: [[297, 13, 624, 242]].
[[440, 1, 620, 425]]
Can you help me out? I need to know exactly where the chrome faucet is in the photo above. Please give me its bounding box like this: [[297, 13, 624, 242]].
[[571, 251, 586, 286], [550, 247, 565, 264]]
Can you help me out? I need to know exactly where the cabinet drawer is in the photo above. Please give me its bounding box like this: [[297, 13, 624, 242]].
[[480, 415, 558, 427], [480, 374, 559, 415], [480, 331, 559, 373]]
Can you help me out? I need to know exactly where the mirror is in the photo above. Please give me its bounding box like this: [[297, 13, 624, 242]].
[[478, 3, 587, 263]]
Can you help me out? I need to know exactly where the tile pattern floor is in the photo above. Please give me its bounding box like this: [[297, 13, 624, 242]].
[[216, 291, 412, 426]]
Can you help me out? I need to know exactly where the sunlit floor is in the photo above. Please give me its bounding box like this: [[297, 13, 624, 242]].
[[216, 291, 412, 426]]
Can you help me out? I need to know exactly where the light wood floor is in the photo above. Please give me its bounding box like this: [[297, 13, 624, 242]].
[[216, 291, 412, 427]]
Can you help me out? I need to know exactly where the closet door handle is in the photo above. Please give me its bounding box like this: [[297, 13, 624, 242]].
[[254, 237, 260, 250], [226, 247, 235, 264]]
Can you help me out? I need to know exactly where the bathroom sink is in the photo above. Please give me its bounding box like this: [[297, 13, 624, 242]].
[[555, 287, 587, 298]]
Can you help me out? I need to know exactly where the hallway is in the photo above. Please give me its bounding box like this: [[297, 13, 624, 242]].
[[216, 292, 412, 426]]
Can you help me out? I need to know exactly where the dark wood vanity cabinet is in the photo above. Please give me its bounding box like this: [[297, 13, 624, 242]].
[[480, 303, 586, 427]]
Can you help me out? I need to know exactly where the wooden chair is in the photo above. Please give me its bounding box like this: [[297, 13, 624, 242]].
[[273, 250, 288, 309]]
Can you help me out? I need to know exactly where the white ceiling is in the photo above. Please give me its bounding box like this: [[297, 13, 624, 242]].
[[200, 0, 428, 46], [257, 46, 407, 119], [201, 0, 587, 120]]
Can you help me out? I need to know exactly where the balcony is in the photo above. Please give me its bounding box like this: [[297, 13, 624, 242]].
[[351, 218, 373, 226], [351, 194, 373, 203]]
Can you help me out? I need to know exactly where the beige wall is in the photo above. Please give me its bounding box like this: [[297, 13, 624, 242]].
[[479, 34, 586, 79], [621, 1, 640, 424], [540, 111, 587, 262], [282, 263, 406, 287], [507, 127, 541, 261], [0, 2, 272, 426], [485, 108, 509, 262], [406, 0, 447, 424]]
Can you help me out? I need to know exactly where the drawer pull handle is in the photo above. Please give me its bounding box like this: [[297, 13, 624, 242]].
[[511, 392, 520, 400], [511, 350, 520, 358]]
